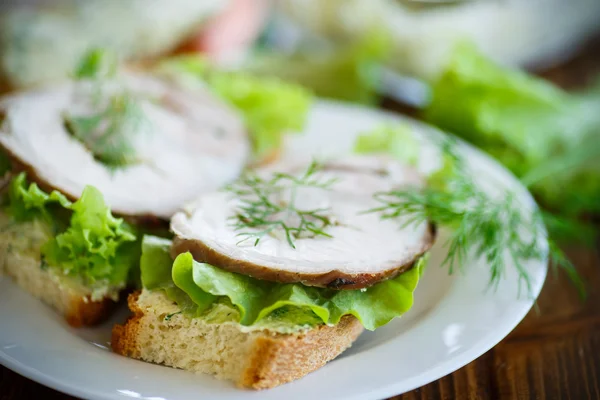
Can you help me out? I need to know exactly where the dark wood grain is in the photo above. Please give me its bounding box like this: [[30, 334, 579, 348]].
[[1, 367, 75, 400], [392, 243, 600, 400], [1, 35, 600, 400]]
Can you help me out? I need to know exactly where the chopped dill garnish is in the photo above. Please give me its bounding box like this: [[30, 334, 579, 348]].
[[164, 311, 182, 321], [74, 48, 118, 81], [366, 137, 585, 298], [65, 48, 149, 169], [225, 161, 338, 249], [64, 94, 147, 168]]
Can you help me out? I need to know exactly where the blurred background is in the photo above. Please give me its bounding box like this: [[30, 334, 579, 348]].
[[2, 0, 599, 89], [0, 0, 599, 238]]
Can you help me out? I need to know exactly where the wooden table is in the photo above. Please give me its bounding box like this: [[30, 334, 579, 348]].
[[2, 39, 600, 400]]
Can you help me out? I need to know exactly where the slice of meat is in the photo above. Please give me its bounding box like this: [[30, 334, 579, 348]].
[[171, 155, 436, 289], [0, 74, 249, 219]]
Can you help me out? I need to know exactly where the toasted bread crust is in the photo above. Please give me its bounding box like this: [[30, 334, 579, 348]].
[[66, 295, 117, 327], [240, 313, 363, 389], [2, 258, 117, 327], [110, 292, 144, 358], [112, 291, 364, 389], [2, 256, 117, 327]]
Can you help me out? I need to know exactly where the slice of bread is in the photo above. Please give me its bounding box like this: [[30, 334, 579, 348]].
[[0, 213, 117, 327], [0, 248, 116, 326], [112, 290, 364, 389]]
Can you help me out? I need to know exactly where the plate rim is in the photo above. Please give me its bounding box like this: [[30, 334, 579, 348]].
[[0, 99, 548, 400]]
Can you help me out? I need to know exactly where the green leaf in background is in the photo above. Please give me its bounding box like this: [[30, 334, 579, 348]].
[[423, 42, 600, 221], [245, 29, 391, 105], [354, 123, 420, 166], [6, 173, 138, 287], [74, 48, 118, 80], [141, 235, 425, 330], [522, 134, 600, 218], [158, 56, 312, 161], [208, 73, 311, 159]]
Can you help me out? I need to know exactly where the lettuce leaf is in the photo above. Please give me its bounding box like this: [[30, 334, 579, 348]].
[[141, 235, 424, 330], [158, 57, 312, 160], [208, 73, 311, 159], [353, 125, 466, 194], [245, 30, 391, 105], [423, 42, 600, 216], [354, 123, 420, 166], [140, 235, 197, 313], [6, 173, 138, 286], [7, 173, 73, 227]]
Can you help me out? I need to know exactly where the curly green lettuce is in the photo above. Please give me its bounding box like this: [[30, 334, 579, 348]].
[[6, 173, 138, 287], [141, 235, 425, 331], [7, 173, 72, 225], [158, 56, 312, 160], [423, 42, 600, 217]]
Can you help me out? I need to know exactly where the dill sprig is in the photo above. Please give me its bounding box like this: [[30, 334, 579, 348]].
[[74, 48, 118, 81], [226, 161, 338, 249], [65, 48, 148, 169], [367, 137, 585, 298], [64, 94, 146, 168]]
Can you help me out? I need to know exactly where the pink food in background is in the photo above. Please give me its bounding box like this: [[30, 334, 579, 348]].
[[180, 0, 269, 59]]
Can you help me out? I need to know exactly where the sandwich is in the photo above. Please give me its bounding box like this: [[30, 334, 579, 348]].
[[112, 155, 436, 389], [0, 51, 310, 326]]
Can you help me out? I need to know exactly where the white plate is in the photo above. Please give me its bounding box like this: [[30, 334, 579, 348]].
[[0, 100, 546, 400]]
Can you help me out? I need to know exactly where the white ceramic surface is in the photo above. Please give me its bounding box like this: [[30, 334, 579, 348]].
[[0, 101, 547, 400]]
